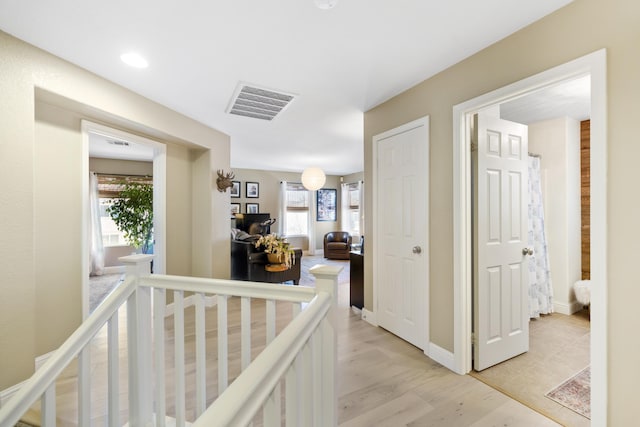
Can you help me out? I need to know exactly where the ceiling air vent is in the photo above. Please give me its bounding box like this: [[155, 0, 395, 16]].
[[226, 83, 296, 121], [107, 140, 130, 147]]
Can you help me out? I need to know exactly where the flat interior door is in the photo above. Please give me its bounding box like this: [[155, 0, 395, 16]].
[[473, 113, 529, 371], [376, 118, 428, 350]]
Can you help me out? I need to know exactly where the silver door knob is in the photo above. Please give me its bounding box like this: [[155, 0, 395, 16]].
[[522, 247, 534, 256], [412, 246, 422, 254]]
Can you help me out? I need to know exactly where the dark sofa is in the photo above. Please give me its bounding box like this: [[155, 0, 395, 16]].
[[231, 239, 302, 285]]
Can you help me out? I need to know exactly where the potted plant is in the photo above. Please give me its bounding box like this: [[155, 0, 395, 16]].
[[255, 233, 295, 268], [107, 182, 154, 254]]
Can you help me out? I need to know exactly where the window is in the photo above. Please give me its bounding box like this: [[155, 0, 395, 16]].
[[99, 198, 128, 246], [342, 182, 362, 240], [97, 174, 152, 247], [285, 182, 309, 236]]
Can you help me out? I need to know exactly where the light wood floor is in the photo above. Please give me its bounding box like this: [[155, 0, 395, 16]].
[[23, 257, 560, 426], [470, 309, 591, 427]]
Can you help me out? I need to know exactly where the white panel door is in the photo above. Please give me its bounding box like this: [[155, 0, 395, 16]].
[[473, 113, 529, 371], [375, 118, 429, 350]]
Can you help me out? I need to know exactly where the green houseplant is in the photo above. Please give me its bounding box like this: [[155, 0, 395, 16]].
[[254, 233, 295, 268], [107, 182, 154, 254]]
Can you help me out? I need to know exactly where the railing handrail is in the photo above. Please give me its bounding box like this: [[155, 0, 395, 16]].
[[0, 277, 137, 427], [0, 262, 339, 427], [140, 274, 317, 302], [192, 292, 332, 427]]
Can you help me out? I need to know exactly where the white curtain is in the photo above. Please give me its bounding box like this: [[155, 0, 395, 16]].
[[308, 189, 317, 255], [278, 180, 288, 236], [89, 172, 105, 276], [358, 180, 365, 244], [527, 156, 553, 318], [340, 183, 350, 231]]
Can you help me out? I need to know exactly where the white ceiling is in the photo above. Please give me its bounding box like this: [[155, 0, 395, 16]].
[[89, 132, 154, 162], [0, 0, 574, 175], [501, 75, 591, 124]]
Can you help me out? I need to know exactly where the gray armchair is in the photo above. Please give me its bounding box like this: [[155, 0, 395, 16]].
[[323, 231, 352, 260]]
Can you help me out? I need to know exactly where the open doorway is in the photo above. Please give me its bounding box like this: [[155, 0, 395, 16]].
[[452, 49, 607, 425], [81, 121, 167, 318], [468, 77, 592, 426]]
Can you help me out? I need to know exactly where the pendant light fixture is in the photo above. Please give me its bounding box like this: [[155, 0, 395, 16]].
[[301, 167, 326, 191]]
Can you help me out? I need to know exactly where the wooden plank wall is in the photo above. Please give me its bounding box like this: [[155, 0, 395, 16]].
[[581, 120, 590, 280]]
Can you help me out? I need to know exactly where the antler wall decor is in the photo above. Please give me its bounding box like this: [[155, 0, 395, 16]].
[[216, 170, 235, 192]]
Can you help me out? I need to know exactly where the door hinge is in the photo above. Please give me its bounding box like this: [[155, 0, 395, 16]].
[[470, 142, 478, 152], [471, 332, 477, 346]]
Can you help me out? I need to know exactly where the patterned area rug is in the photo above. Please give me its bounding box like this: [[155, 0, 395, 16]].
[[298, 255, 350, 287], [545, 365, 591, 419]]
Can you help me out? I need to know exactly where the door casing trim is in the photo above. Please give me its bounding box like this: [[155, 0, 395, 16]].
[[452, 49, 607, 425]]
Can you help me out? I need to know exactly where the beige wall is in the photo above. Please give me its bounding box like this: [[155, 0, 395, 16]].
[[230, 169, 345, 252], [363, 0, 639, 423], [529, 117, 582, 314], [0, 30, 230, 389], [34, 101, 83, 356], [89, 157, 153, 176]]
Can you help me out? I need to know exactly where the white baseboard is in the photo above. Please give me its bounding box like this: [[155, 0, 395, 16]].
[[554, 300, 583, 315], [427, 342, 456, 371], [351, 306, 362, 316], [0, 380, 27, 408], [164, 294, 217, 317], [35, 350, 78, 379], [103, 265, 126, 275], [361, 308, 377, 326], [35, 350, 55, 371]]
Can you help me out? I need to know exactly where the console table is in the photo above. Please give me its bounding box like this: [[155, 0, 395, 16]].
[[349, 251, 364, 309]]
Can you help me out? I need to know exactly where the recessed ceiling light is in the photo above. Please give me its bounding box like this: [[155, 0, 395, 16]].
[[120, 52, 148, 69], [315, 0, 338, 10]]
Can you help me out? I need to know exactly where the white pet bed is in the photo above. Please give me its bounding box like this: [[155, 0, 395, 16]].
[[574, 280, 591, 306]]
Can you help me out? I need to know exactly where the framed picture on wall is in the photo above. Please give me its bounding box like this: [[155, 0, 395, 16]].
[[230, 181, 241, 198], [246, 203, 259, 214], [317, 188, 337, 221], [230, 203, 240, 216], [246, 182, 259, 198]]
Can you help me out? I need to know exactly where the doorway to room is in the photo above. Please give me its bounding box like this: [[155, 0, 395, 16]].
[[468, 82, 592, 425], [452, 49, 606, 424], [81, 121, 167, 318]]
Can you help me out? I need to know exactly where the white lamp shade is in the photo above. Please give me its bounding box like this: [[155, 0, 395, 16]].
[[301, 167, 326, 191]]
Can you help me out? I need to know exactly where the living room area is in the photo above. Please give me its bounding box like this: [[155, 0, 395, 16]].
[[227, 167, 363, 287]]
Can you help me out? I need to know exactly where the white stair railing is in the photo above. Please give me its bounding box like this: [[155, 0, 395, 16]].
[[0, 255, 340, 427]]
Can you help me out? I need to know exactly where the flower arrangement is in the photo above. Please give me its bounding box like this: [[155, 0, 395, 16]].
[[255, 233, 295, 268]]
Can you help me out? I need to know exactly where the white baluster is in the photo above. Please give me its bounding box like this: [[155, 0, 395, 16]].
[[266, 299, 276, 344], [241, 296, 251, 370], [310, 264, 340, 427], [218, 294, 229, 394], [299, 340, 312, 426], [123, 254, 154, 427], [311, 328, 322, 426], [292, 301, 302, 318], [78, 346, 90, 426], [195, 292, 206, 416], [108, 311, 120, 427], [263, 386, 278, 427], [174, 290, 185, 427], [154, 287, 166, 427], [285, 356, 300, 426], [41, 384, 55, 427], [265, 299, 281, 425]]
